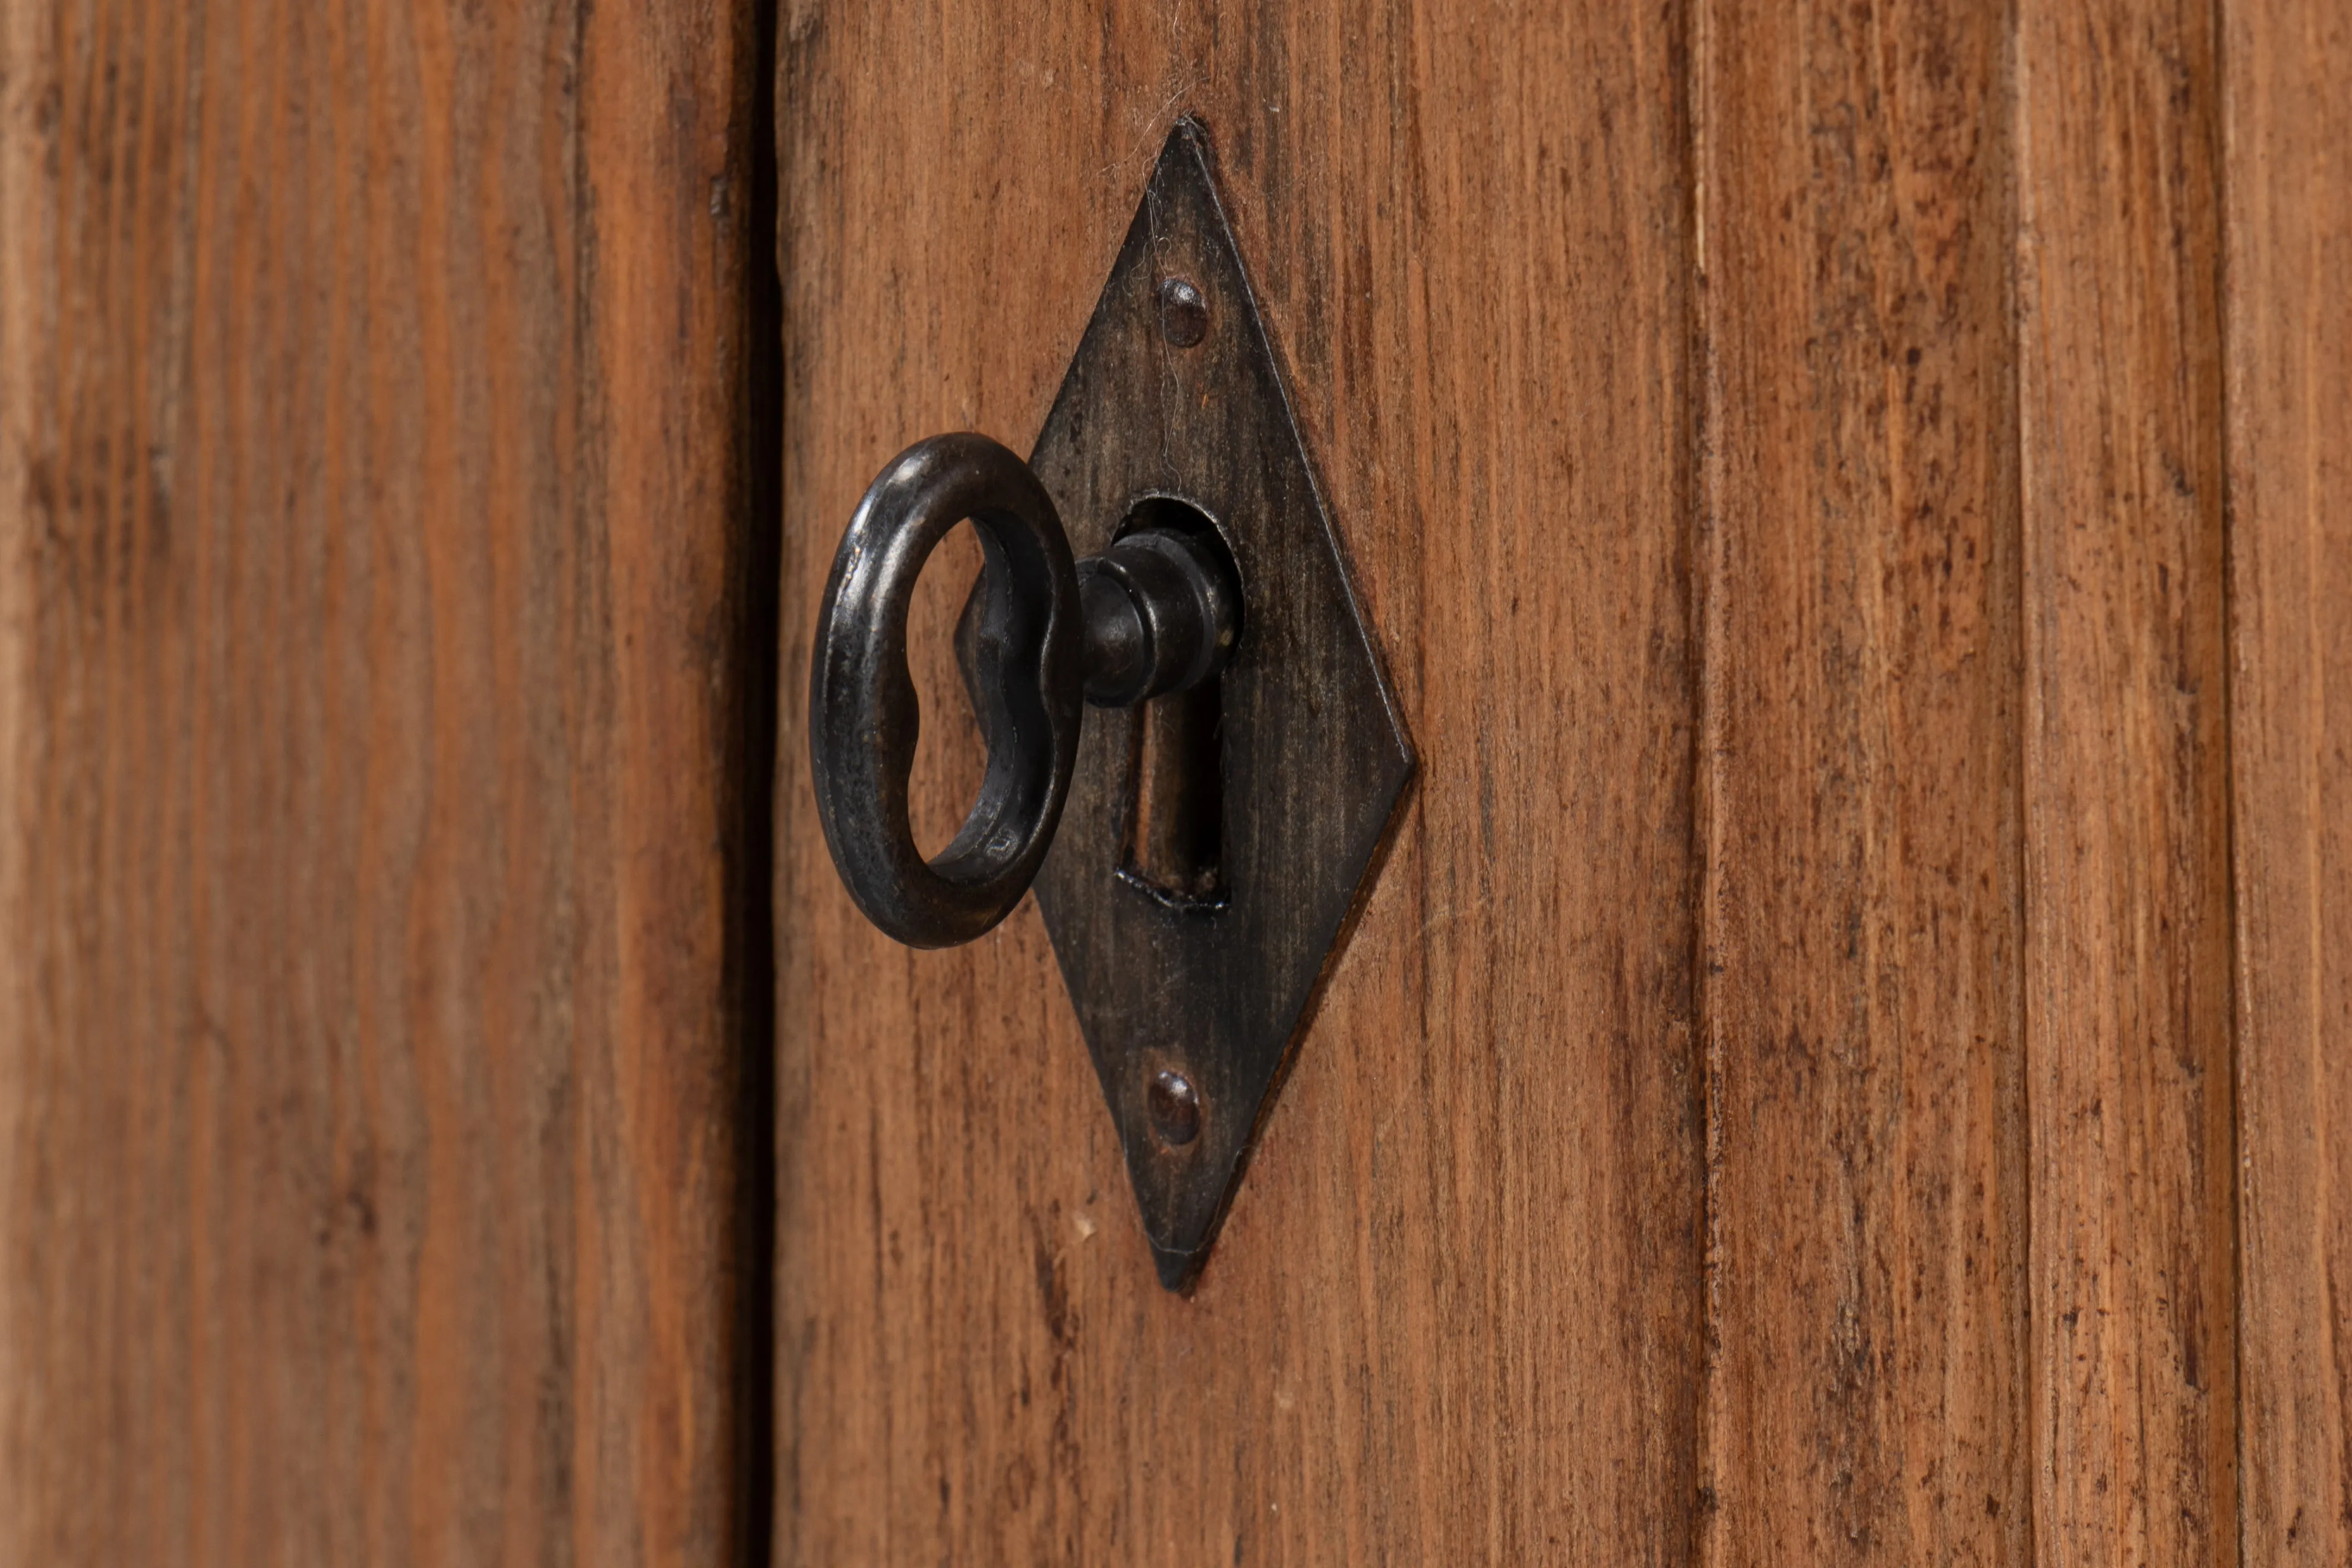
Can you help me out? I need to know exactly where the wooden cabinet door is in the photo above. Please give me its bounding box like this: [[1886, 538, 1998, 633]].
[[774, 2, 2351, 1564], [5, 0, 2347, 1564], [1, 3, 774, 1561]]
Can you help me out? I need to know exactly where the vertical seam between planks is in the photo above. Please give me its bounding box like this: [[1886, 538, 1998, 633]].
[[2193, 0, 2249, 1545], [566, 1, 594, 1555], [741, 1, 787, 1563], [1686, 0, 1725, 1556], [2000, 1, 2039, 1560], [2006, 0, 2041, 1554], [2210, 0, 2248, 1556]]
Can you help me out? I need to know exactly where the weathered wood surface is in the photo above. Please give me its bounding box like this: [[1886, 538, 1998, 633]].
[[775, 2, 1705, 1561], [1693, 0, 2029, 1560], [785, 3, 2352, 1561], [2223, 0, 2352, 1560], [1, 0, 2341, 1560], [0, 1, 773, 1561], [2018, 0, 2240, 1558], [776, 1, 2352, 1563]]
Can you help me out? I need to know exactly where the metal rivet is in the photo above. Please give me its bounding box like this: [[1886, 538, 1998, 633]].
[[1157, 276, 1208, 347], [1147, 1068, 1202, 1146]]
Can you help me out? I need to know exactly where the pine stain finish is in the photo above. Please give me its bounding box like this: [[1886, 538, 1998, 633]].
[[0, 1, 775, 1560], [776, 2, 2350, 1563], [3, 0, 2347, 1562]]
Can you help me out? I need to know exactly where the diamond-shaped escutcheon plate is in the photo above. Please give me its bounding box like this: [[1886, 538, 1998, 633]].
[[973, 119, 1414, 1291]]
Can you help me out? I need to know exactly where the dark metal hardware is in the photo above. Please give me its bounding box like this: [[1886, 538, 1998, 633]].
[[807, 434, 1083, 949], [807, 118, 1414, 1291], [810, 437, 1240, 948], [1146, 1070, 1203, 1147], [1079, 524, 1240, 708]]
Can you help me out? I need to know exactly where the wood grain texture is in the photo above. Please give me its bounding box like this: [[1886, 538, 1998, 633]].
[[0, 1, 772, 1561], [2222, 0, 2352, 1559], [2017, 0, 2240, 1558], [774, 1, 1703, 1561], [1693, 0, 2030, 1560]]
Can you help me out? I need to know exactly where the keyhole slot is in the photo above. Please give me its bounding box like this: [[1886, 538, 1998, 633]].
[[1121, 678, 1225, 908], [1110, 497, 1236, 911]]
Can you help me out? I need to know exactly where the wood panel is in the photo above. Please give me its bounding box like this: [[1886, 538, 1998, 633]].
[[0, 1, 773, 1561], [1692, 0, 2030, 1560], [2223, 0, 2352, 1559], [774, 1, 1703, 1561], [2017, 0, 2240, 1558]]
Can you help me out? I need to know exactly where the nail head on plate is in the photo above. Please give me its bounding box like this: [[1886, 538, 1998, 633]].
[[1147, 1068, 1202, 1146], [1157, 277, 1209, 347]]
